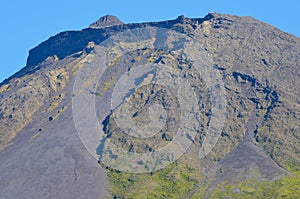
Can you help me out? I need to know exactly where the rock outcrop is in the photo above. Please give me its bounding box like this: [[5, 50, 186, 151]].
[[89, 15, 124, 28]]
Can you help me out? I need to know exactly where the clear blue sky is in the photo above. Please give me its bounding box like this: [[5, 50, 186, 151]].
[[0, 0, 299, 83]]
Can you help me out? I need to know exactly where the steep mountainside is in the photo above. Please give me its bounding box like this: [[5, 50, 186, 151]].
[[0, 13, 299, 199]]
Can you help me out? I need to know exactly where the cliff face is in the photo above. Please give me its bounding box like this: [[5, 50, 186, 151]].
[[24, 15, 208, 69], [0, 13, 299, 198]]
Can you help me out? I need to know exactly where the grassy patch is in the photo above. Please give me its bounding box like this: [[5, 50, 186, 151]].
[[106, 155, 203, 199], [208, 172, 300, 199]]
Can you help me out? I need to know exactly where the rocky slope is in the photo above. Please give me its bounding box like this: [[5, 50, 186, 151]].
[[89, 15, 124, 28], [0, 13, 299, 198]]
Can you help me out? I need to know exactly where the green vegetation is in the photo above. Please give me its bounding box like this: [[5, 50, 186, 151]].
[[285, 163, 300, 175], [107, 159, 300, 199], [209, 174, 300, 199], [106, 155, 203, 199]]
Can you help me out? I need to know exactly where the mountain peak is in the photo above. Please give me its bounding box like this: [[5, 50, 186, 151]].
[[174, 15, 187, 24], [89, 15, 124, 28]]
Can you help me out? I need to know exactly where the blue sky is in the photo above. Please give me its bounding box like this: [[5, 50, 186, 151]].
[[0, 0, 299, 83]]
